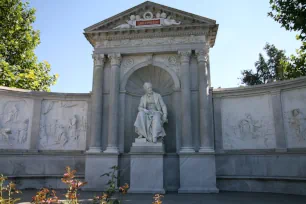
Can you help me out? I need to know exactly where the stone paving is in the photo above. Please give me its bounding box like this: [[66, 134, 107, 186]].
[[17, 190, 306, 204]]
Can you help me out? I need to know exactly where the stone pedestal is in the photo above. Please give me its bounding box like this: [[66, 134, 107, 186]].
[[129, 139, 165, 193], [130, 138, 165, 153], [178, 153, 219, 193], [84, 153, 118, 191]]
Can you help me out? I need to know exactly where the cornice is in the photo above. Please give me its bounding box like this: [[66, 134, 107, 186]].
[[212, 76, 306, 98], [0, 86, 91, 99], [84, 1, 216, 32], [84, 26, 211, 47]]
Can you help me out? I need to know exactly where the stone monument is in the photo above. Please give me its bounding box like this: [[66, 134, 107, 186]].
[[83, 1, 219, 193], [131, 82, 167, 151], [129, 82, 167, 193], [1, 1, 305, 196]]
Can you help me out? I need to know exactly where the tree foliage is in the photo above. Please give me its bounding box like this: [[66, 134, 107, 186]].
[[268, 0, 306, 45], [0, 0, 58, 91], [241, 0, 306, 85], [240, 43, 288, 85]]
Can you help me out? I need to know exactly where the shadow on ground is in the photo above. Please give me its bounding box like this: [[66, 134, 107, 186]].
[[17, 190, 306, 204]]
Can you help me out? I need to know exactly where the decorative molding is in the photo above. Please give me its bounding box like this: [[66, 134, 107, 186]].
[[84, 1, 216, 32], [195, 49, 209, 63], [92, 54, 105, 67], [213, 76, 306, 98], [84, 1, 218, 47], [121, 58, 135, 74], [95, 35, 205, 48], [178, 50, 191, 64], [108, 53, 122, 66], [112, 11, 181, 30]]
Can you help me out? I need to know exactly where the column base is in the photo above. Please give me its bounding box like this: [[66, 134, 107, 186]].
[[199, 147, 215, 153], [84, 154, 118, 191], [128, 188, 165, 194], [178, 187, 219, 193], [104, 146, 119, 154], [86, 147, 102, 153], [130, 153, 164, 194], [179, 147, 195, 153], [179, 154, 218, 194]]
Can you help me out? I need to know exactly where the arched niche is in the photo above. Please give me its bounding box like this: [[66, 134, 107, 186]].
[[126, 65, 175, 96], [120, 60, 180, 92], [121, 64, 179, 153]]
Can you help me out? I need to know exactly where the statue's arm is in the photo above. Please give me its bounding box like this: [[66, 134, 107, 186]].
[[159, 95, 167, 117], [138, 97, 145, 112]]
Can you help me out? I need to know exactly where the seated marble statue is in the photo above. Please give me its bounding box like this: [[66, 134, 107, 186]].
[[134, 82, 167, 143]]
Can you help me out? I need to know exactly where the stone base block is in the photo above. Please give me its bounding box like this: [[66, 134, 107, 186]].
[[130, 140, 164, 153], [178, 187, 219, 193], [129, 154, 164, 194], [84, 153, 118, 191], [178, 154, 219, 193]]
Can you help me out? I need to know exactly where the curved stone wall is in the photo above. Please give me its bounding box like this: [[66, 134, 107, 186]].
[[1, 76, 306, 194], [0, 86, 90, 188], [213, 76, 306, 195]]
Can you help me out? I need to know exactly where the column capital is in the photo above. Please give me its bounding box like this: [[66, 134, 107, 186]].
[[108, 53, 122, 66], [195, 49, 209, 63], [178, 50, 192, 64], [92, 54, 105, 66]]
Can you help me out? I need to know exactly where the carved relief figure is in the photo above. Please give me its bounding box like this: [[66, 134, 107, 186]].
[[0, 99, 31, 148], [134, 82, 168, 143], [5, 104, 18, 123], [238, 114, 262, 139], [113, 15, 135, 29], [223, 113, 274, 149], [113, 11, 180, 30], [0, 128, 11, 144], [163, 16, 181, 26], [39, 100, 87, 150], [54, 123, 68, 146], [17, 119, 29, 144], [69, 115, 78, 140], [288, 109, 306, 141]]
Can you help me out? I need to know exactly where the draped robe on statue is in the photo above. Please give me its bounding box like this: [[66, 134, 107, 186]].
[[134, 92, 167, 142]]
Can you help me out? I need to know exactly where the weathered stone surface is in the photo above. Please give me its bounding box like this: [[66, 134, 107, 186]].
[[281, 87, 306, 148], [129, 154, 165, 193], [0, 96, 33, 149], [84, 154, 118, 191], [221, 94, 276, 149], [178, 154, 218, 193], [39, 100, 88, 150]]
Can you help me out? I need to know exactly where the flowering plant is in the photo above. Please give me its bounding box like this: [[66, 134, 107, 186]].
[[152, 194, 164, 204], [61, 166, 87, 204], [0, 176, 22, 204], [32, 188, 58, 204]]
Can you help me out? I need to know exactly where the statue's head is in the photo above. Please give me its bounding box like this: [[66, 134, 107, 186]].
[[143, 82, 153, 94]]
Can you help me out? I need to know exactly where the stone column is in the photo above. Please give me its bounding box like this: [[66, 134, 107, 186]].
[[104, 53, 122, 153], [196, 49, 214, 152], [271, 89, 287, 152], [28, 98, 42, 151], [178, 50, 194, 153], [87, 54, 105, 153]]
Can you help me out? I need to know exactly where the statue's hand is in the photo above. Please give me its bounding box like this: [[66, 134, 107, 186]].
[[143, 109, 149, 114], [162, 115, 168, 123]]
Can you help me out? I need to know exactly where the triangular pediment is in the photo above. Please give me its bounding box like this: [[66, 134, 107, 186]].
[[84, 1, 217, 32]]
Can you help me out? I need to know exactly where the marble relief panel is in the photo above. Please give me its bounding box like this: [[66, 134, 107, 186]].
[[0, 96, 32, 149], [282, 87, 306, 148], [221, 95, 276, 149], [39, 100, 87, 150]]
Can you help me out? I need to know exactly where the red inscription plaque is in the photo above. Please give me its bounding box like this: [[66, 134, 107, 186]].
[[136, 19, 160, 26]]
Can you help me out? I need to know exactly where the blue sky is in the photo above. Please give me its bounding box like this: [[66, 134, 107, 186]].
[[28, 0, 301, 93]]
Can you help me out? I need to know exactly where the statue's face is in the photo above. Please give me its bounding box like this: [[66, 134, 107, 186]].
[[144, 84, 153, 94]]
